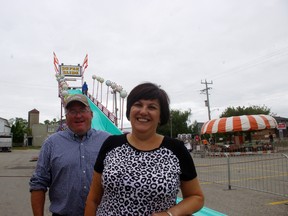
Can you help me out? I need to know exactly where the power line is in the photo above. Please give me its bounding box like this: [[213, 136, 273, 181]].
[[212, 45, 288, 80]]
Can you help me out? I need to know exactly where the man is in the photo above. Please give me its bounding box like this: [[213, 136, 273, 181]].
[[269, 132, 274, 143], [29, 94, 110, 216], [82, 81, 88, 95], [202, 138, 209, 152]]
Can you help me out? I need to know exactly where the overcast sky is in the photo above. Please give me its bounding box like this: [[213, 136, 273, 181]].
[[1, 0, 287, 128]]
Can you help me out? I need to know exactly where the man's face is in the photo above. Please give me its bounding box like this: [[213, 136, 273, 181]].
[[65, 101, 93, 136]]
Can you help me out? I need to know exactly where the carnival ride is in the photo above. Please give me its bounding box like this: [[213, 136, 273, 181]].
[[54, 53, 127, 134], [201, 114, 278, 154], [201, 114, 277, 134]]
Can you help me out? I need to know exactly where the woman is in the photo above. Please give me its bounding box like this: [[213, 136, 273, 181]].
[[85, 82, 204, 216]]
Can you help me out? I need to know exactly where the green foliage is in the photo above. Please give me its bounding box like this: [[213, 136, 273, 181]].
[[11, 118, 28, 144], [44, 118, 58, 125], [220, 105, 271, 118], [44, 120, 50, 125], [157, 109, 193, 138], [190, 120, 200, 134]]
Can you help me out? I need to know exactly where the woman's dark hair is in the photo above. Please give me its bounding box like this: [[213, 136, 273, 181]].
[[126, 82, 170, 126]]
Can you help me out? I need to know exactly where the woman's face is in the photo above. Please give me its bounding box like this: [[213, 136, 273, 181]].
[[129, 99, 161, 133]]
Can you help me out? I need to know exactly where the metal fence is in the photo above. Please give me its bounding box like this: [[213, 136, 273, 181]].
[[192, 139, 288, 197]]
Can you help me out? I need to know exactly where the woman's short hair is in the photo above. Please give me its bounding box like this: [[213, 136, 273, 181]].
[[126, 82, 170, 126]]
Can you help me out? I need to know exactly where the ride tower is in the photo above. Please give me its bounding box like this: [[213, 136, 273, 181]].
[[52, 52, 126, 133]]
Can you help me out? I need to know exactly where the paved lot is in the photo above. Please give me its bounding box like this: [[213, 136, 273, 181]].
[[0, 149, 50, 216], [200, 182, 288, 216], [0, 149, 287, 216]]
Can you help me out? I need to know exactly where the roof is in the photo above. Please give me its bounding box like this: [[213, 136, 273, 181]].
[[273, 116, 288, 122], [29, 109, 39, 113]]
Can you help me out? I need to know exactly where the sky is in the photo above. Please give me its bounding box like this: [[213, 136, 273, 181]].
[[1, 0, 288, 128]]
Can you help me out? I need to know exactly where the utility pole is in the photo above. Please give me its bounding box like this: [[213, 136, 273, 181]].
[[170, 113, 173, 138], [200, 79, 213, 120]]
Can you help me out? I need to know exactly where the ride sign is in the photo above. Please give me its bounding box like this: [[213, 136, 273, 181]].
[[60, 65, 82, 77]]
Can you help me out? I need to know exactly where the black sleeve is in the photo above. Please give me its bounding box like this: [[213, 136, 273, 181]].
[[164, 136, 197, 181], [94, 134, 126, 173]]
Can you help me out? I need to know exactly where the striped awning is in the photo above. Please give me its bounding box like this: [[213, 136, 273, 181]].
[[201, 115, 277, 134]]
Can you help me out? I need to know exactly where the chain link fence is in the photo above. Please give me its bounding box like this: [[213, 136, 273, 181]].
[[192, 139, 288, 197]]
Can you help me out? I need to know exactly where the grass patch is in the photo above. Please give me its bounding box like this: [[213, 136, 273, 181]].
[[12, 146, 41, 150]]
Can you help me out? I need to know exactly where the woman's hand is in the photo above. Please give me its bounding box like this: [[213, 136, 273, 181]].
[[152, 211, 173, 216]]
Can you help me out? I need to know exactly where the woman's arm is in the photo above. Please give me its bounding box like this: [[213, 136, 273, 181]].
[[172, 177, 204, 215], [152, 177, 204, 216], [84, 171, 104, 216]]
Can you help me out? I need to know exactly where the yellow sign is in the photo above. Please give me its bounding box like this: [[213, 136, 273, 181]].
[[60, 65, 81, 77]]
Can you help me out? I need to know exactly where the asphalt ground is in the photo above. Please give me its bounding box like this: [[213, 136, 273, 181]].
[[0, 149, 287, 216]]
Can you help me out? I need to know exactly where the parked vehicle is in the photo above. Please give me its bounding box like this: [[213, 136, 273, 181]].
[[0, 135, 12, 152], [0, 117, 12, 152]]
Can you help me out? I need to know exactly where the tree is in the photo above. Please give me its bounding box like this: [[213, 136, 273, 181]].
[[11, 118, 28, 144], [44, 118, 59, 125], [190, 120, 200, 134], [157, 109, 193, 137], [44, 120, 50, 125], [220, 105, 271, 118]]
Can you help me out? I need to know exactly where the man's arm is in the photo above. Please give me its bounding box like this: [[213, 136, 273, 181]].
[[31, 190, 46, 216]]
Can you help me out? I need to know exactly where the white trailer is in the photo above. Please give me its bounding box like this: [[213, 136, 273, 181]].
[[0, 135, 12, 152], [0, 118, 12, 152]]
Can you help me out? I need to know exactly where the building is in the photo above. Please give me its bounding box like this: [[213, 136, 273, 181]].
[[28, 109, 40, 129], [273, 116, 288, 138], [28, 109, 59, 146]]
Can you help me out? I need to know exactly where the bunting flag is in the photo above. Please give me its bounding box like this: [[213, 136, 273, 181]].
[[53, 52, 59, 73], [82, 54, 88, 73]]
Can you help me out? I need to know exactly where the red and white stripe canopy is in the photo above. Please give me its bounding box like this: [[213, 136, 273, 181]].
[[201, 114, 277, 134]]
